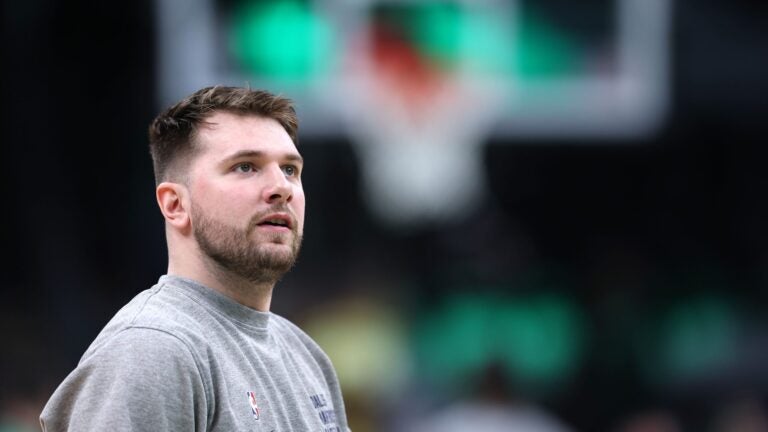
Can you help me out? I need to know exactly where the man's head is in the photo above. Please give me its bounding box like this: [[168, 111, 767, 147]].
[[149, 86, 304, 288]]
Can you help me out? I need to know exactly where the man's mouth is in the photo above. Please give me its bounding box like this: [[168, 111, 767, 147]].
[[255, 213, 293, 230]]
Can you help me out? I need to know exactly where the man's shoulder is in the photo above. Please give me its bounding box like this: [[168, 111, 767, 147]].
[[120, 283, 206, 329], [82, 325, 198, 369], [82, 283, 213, 362], [41, 324, 210, 431]]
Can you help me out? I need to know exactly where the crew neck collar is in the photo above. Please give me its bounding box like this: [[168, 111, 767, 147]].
[[158, 274, 271, 331]]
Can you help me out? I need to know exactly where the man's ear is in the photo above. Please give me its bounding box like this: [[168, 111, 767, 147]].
[[156, 182, 190, 230]]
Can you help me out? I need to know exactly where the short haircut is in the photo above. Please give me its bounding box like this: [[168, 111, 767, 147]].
[[148, 85, 298, 184]]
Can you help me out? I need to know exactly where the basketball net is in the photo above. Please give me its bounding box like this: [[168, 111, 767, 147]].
[[337, 23, 505, 228]]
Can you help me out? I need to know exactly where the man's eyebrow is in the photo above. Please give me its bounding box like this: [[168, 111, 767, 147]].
[[283, 153, 304, 164], [221, 150, 303, 164]]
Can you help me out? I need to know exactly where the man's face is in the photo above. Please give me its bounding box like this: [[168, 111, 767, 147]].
[[186, 111, 305, 284]]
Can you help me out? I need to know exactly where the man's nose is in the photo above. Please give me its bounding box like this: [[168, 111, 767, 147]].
[[262, 165, 293, 204]]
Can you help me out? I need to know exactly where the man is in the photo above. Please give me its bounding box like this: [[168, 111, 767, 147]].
[[40, 86, 350, 431]]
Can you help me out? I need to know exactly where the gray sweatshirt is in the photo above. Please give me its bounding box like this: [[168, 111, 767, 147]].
[[40, 275, 349, 431]]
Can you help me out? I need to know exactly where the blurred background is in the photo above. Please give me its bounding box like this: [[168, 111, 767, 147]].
[[1, 0, 767, 431]]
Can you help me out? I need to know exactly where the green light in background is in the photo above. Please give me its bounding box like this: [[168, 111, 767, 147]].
[[460, 10, 515, 75], [496, 293, 586, 389], [413, 295, 497, 390], [413, 292, 586, 397], [514, 6, 581, 79], [636, 293, 741, 387], [409, 3, 464, 68], [229, 0, 335, 81], [659, 294, 739, 380]]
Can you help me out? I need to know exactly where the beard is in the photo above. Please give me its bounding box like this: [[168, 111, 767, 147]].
[[192, 202, 302, 285]]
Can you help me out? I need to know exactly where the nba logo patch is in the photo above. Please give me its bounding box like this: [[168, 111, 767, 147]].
[[246, 391, 260, 420]]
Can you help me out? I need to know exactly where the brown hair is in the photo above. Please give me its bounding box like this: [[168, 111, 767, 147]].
[[148, 85, 298, 184]]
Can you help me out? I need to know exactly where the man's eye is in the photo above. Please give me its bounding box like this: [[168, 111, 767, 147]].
[[283, 165, 298, 177], [235, 163, 254, 173]]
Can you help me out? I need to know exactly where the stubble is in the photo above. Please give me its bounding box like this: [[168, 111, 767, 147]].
[[192, 202, 302, 285]]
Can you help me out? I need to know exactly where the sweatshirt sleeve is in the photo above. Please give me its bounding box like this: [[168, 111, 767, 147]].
[[40, 327, 209, 432]]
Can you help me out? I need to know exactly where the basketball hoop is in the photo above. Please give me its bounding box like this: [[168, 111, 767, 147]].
[[335, 3, 510, 227]]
